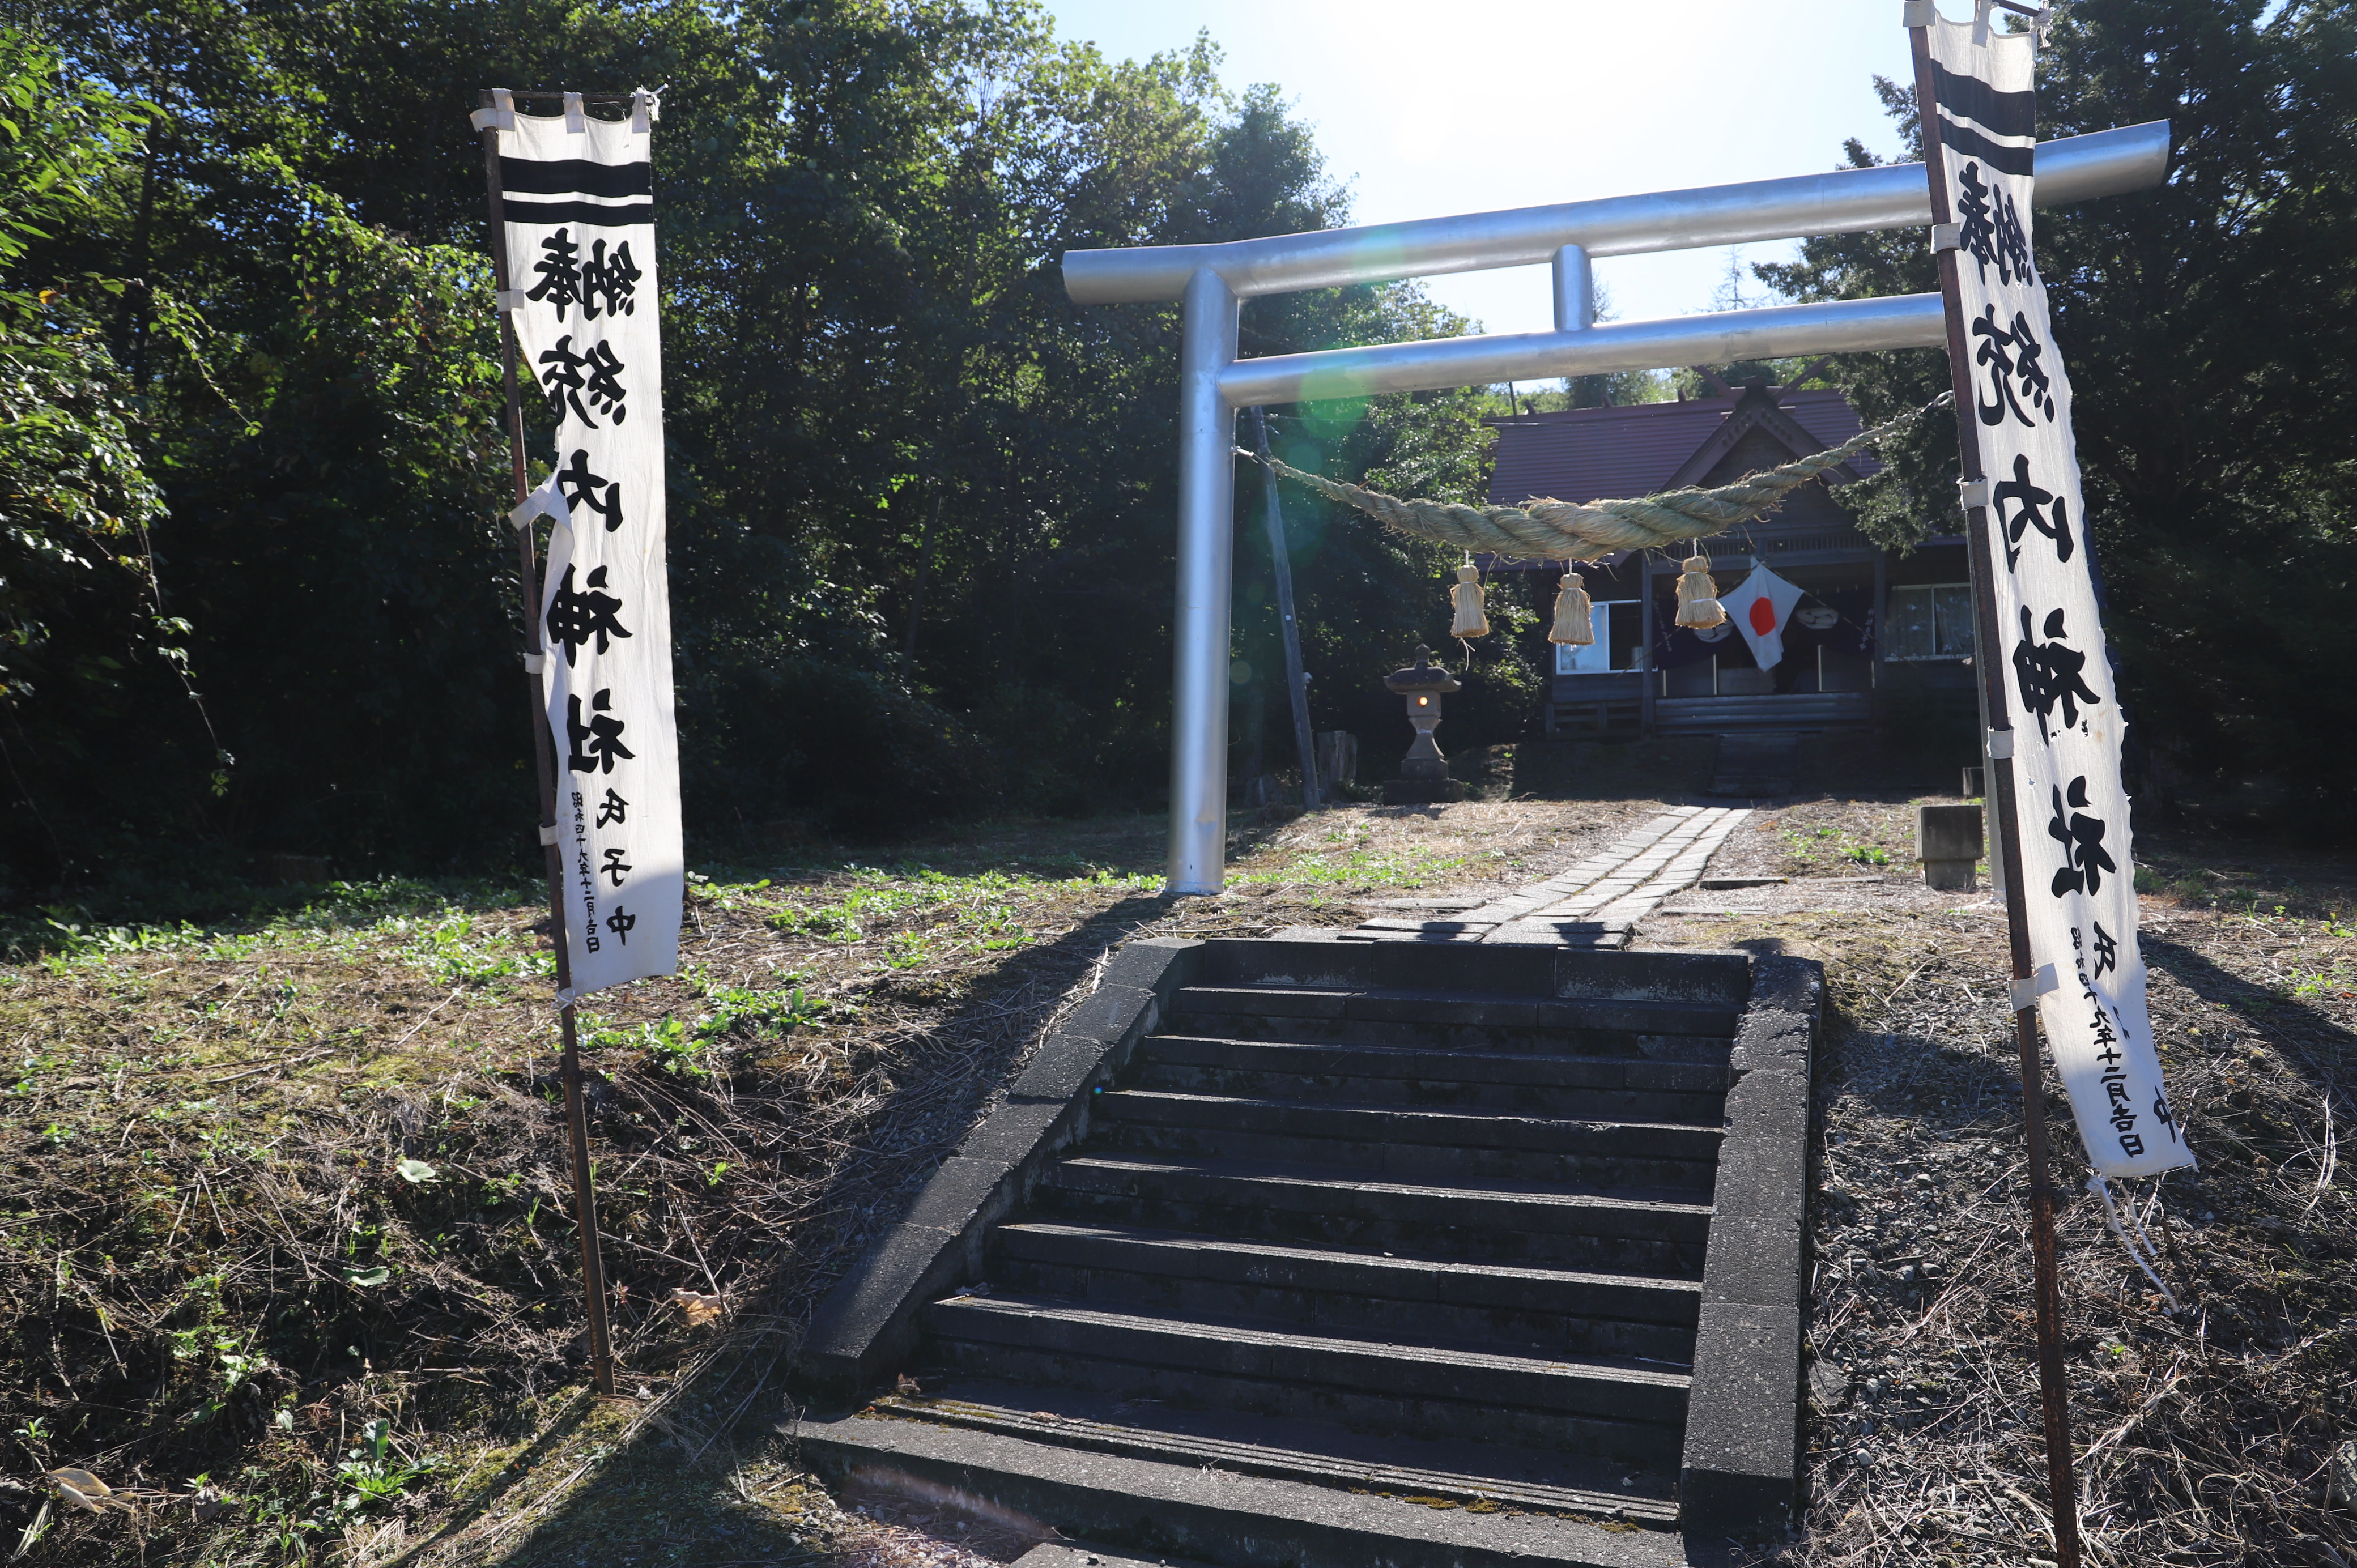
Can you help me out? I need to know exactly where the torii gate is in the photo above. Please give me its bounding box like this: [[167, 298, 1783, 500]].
[[1060, 119, 2168, 896]]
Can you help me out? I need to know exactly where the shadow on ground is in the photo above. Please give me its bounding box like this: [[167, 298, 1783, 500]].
[[2144, 935, 2356, 1153], [450, 893, 1178, 1568]]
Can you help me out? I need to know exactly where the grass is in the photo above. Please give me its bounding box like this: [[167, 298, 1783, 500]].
[[1752, 798, 1929, 877], [1657, 834, 2357, 1567], [0, 857, 1134, 1564], [19, 792, 2343, 1566], [0, 799, 1622, 1567]]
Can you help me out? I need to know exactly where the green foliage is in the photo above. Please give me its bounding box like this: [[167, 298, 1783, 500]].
[[588, 969, 830, 1077], [159, 164, 520, 868], [0, 319, 167, 711], [0, 31, 199, 881], [0, 28, 146, 277], [0, 0, 2342, 876], [407, 909, 543, 985], [334, 1417, 437, 1513], [1759, 0, 2357, 811], [0, 0, 1550, 883], [697, 979, 829, 1039]]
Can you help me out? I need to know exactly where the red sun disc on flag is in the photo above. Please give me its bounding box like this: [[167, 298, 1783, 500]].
[[1749, 596, 1778, 634]]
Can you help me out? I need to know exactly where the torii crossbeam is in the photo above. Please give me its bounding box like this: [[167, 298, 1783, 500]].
[[1059, 121, 2168, 895]]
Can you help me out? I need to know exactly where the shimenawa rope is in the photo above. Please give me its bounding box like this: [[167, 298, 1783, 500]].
[[1237, 391, 1952, 561]]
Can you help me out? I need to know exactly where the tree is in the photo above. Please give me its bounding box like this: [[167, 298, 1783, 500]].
[[0, 29, 205, 884], [1758, 0, 2357, 813], [0, 0, 1552, 885]]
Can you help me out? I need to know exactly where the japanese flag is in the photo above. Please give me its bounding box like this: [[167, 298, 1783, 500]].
[[1726, 564, 1807, 670]]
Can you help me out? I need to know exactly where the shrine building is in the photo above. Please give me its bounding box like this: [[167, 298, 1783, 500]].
[[1486, 378, 1980, 740]]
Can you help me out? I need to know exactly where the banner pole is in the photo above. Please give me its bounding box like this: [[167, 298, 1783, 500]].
[[479, 91, 618, 1399], [1904, 29, 2081, 1568]]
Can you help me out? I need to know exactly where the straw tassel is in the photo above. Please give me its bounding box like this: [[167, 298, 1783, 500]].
[[1449, 564, 1490, 639], [1549, 566, 1594, 646], [1674, 553, 1726, 629]]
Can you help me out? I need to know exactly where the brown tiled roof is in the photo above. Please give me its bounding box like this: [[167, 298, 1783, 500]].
[[1486, 389, 1879, 506]]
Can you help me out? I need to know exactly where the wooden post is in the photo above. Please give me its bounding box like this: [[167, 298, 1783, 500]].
[[1251, 408, 1321, 808], [479, 92, 618, 1399], [1870, 546, 1887, 698], [1640, 560, 1658, 738], [1902, 35, 2080, 1568]]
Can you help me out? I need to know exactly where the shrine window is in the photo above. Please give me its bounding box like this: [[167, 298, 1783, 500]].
[[1886, 583, 1975, 661], [1555, 600, 1645, 674]]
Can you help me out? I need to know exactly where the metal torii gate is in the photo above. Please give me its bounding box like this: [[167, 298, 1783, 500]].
[[1060, 120, 2169, 896]]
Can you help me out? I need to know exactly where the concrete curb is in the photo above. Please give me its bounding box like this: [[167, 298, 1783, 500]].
[[1677, 953, 1822, 1540], [795, 938, 1205, 1400]]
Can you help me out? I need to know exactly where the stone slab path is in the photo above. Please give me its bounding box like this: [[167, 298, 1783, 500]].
[[1331, 806, 1752, 949]]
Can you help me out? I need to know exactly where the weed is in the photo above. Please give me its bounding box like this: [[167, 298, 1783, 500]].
[[2287, 962, 2355, 1001], [335, 1418, 437, 1514], [594, 974, 841, 1079], [703, 979, 828, 1036], [406, 911, 545, 985]]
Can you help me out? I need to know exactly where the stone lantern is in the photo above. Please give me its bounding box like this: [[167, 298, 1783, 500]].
[[1381, 646, 1467, 804]]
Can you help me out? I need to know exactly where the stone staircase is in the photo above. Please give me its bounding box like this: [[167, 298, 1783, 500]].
[[797, 940, 1818, 1566]]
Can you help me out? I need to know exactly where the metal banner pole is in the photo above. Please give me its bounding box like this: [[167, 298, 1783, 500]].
[[1168, 267, 1240, 894], [478, 92, 618, 1398], [1250, 408, 1320, 809], [1901, 31, 2082, 1568]]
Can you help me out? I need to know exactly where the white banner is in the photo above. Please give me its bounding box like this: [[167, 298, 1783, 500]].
[[1925, 20, 2190, 1177], [497, 96, 680, 995]]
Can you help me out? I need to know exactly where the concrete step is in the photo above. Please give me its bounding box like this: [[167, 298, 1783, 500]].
[[1091, 1092, 1722, 1192], [1015, 1543, 1223, 1568], [1038, 1156, 1712, 1275], [1170, 985, 1745, 1045], [1162, 1011, 1738, 1063], [1188, 939, 1751, 1008], [1133, 1034, 1729, 1120], [795, 1410, 1692, 1568], [871, 1387, 1682, 1525], [923, 1296, 1689, 1462], [989, 1222, 1700, 1362]]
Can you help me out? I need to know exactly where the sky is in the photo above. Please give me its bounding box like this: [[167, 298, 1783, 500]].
[[1039, 0, 1926, 339]]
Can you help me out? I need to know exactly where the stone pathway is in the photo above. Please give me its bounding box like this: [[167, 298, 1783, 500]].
[[1333, 806, 1752, 949]]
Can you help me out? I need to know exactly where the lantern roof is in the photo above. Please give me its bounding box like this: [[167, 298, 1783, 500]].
[[1384, 646, 1462, 696]]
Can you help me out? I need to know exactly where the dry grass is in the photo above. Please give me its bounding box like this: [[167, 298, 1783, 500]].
[[0, 799, 1624, 1567], [10, 794, 2348, 1566], [1650, 811, 2357, 1567]]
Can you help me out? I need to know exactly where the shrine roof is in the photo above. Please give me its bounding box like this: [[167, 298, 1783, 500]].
[[1486, 387, 1880, 507]]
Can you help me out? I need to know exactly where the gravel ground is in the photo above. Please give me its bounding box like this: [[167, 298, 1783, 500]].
[[1645, 795, 2357, 1566]]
